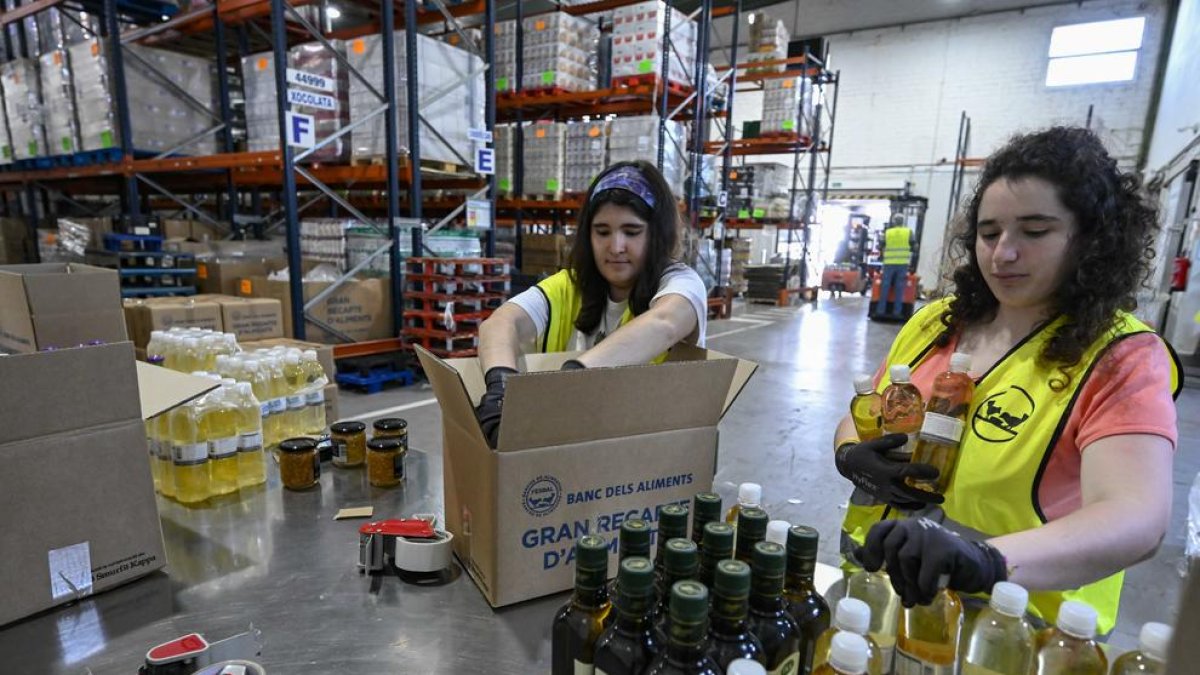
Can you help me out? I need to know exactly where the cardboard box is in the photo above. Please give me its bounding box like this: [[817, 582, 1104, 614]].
[[0, 218, 32, 264], [123, 297, 223, 348], [196, 256, 287, 296], [415, 344, 757, 607], [240, 275, 391, 344], [212, 297, 284, 342], [0, 342, 215, 626], [0, 263, 127, 354], [240, 337, 335, 379]]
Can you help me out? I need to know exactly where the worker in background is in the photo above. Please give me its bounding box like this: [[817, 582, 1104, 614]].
[[832, 127, 1180, 634], [876, 213, 915, 319], [474, 160, 708, 447]]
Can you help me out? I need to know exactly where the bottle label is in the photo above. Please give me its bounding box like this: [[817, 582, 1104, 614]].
[[769, 652, 800, 675], [393, 452, 405, 480], [574, 661, 593, 675], [208, 436, 238, 459], [260, 403, 271, 418], [239, 432, 264, 452], [306, 389, 325, 406], [147, 437, 158, 458], [270, 398, 286, 414], [334, 441, 347, 462], [157, 439, 172, 461], [287, 395, 305, 411], [174, 442, 207, 465], [894, 647, 954, 675], [313, 452, 322, 479], [920, 412, 964, 443]]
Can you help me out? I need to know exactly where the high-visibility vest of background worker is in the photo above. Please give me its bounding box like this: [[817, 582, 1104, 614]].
[[876, 214, 915, 320]]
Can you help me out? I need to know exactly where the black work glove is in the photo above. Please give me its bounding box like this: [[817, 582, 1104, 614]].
[[475, 366, 518, 448], [560, 359, 587, 371], [835, 434, 944, 510], [859, 517, 1007, 607]]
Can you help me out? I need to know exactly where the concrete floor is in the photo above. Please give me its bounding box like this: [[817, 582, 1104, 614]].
[[339, 294, 1200, 651]]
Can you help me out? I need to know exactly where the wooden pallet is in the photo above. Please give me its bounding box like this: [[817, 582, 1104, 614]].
[[611, 75, 690, 97], [349, 155, 471, 174]]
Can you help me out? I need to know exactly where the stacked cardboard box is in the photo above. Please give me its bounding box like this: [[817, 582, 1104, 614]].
[[239, 272, 391, 344], [0, 263, 127, 354], [1, 59, 47, 160], [38, 49, 80, 155], [347, 31, 484, 166], [0, 218, 31, 264], [494, 14, 598, 94], [611, 1, 697, 87], [745, 13, 789, 75], [243, 41, 350, 162], [607, 114, 688, 196], [300, 218, 351, 271], [494, 122, 515, 196], [521, 233, 571, 277], [522, 121, 566, 198], [564, 120, 608, 194], [122, 294, 284, 347], [242, 51, 278, 155], [196, 255, 287, 296], [725, 236, 751, 294], [761, 77, 811, 136]]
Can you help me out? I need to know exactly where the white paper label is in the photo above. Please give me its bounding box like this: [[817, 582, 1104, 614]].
[[48, 542, 93, 600], [306, 390, 325, 405], [287, 395, 306, 410], [270, 398, 286, 414], [574, 661, 593, 675], [174, 442, 207, 464], [334, 441, 347, 461], [286, 67, 334, 92], [920, 412, 964, 443], [260, 403, 271, 418], [286, 87, 336, 111], [768, 652, 800, 675], [893, 648, 953, 675], [208, 436, 238, 459], [239, 431, 264, 451]]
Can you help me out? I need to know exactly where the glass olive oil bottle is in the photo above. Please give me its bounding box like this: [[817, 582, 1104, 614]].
[[748, 542, 802, 675], [595, 557, 660, 675], [552, 535, 613, 675]]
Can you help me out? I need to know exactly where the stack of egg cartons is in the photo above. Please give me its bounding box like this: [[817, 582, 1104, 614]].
[[522, 121, 566, 198], [288, 41, 350, 162], [1, 60, 47, 160], [761, 76, 812, 136], [746, 13, 789, 75], [494, 122, 515, 196], [607, 114, 688, 197], [519, 13, 597, 92], [563, 119, 607, 194], [347, 31, 484, 166], [611, 1, 697, 88], [300, 218, 351, 271], [38, 49, 81, 155], [493, 20, 516, 94]]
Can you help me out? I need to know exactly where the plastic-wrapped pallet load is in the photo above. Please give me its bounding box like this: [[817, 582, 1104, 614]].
[[0, 84, 14, 165], [242, 42, 350, 162], [345, 220, 422, 276], [607, 114, 688, 197], [346, 31, 484, 167], [38, 49, 81, 155], [493, 15, 598, 94], [522, 121, 566, 198], [1, 59, 47, 160], [564, 120, 607, 194], [760, 76, 812, 136], [611, 1, 697, 87], [746, 13, 789, 75], [242, 52, 277, 154], [300, 218, 351, 271], [494, 122, 514, 196]]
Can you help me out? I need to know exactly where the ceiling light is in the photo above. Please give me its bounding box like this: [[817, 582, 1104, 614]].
[[327, 7, 342, 19]]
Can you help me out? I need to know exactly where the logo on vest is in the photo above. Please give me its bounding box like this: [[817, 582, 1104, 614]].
[[972, 386, 1035, 443]]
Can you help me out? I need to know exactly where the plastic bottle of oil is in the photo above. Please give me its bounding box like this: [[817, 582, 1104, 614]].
[[243, 359, 277, 446], [961, 581, 1035, 675], [178, 337, 202, 375], [146, 330, 168, 367], [233, 382, 266, 489], [895, 585, 962, 675], [155, 410, 175, 499], [146, 418, 162, 493], [726, 482, 763, 527], [813, 632, 870, 675], [283, 351, 308, 439], [846, 569, 899, 672], [812, 598, 885, 675], [171, 392, 209, 506], [201, 335, 223, 371], [909, 353, 974, 494], [1034, 601, 1107, 675], [202, 378, 241, 498], [1109, 622, 1171, 675], [850, 376, 883, 442], [881, 365, 924, 459], [301, 349, 328, 435], [264, 356, 291, 440]]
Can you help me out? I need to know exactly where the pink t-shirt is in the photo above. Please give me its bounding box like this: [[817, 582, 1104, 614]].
[[877, 332, 1177, 521]]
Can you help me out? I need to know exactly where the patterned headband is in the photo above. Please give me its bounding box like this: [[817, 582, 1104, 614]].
[[590, 166, 657, 210]]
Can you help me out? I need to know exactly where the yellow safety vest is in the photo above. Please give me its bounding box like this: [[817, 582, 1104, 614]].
[[882, 226, 913, 266], [840, 297, 1181, 634], [534, 269, 669, 363]]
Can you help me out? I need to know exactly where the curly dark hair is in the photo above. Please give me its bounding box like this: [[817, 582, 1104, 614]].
[[939, 126, 1158, 388]]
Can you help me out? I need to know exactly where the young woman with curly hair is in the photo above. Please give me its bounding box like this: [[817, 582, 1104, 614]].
[[831, 127, 1182, 636]]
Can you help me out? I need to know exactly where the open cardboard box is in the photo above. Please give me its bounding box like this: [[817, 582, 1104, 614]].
[[0, 342, 216, 626], [416, 344, 757, 607]]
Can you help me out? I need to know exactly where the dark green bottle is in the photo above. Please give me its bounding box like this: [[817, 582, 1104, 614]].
[[619, 519, 652, 561], [706, 558, 765, 670], [552, 535, 613, 675], [698, 521, 735, 589], [654, 538, 700, 644], [691, 492, 722, 545], [782, 526, 830, 675], [655, 504, 690, 577], [594, 557, 660, 675], [748, 541, 802, 675], [644, 581, 721, 675], [735, 506, 769, 564]]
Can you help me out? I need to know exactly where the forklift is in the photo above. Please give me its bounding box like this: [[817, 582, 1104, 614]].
[[867, 194, 928, 321]]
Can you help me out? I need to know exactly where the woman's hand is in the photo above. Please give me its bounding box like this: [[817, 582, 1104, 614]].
[[475, 366, 518, 448], [835, 434, 944, 510], [860, 517, 1007, 606]]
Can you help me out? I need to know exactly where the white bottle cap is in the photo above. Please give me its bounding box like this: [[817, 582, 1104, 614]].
[[725, 659, 767, 675], [285, 352, 300, 366], [215, 354, 231, 369], [738, 482, 762, 506], [237, 382, 253, 397], [221, 378, 236, 387], [765, 520, 790, 545], [889, 364, 911, 383], [191, 370, 208, 377], [244, 359, 260, 370], [184, 337, 200, 348], [989, 581, 1029, 617], [853, 375, 874, 395], [950, 352, 972, 373], [150, 330, 165, 340], [829, 631, 869, 674], [303, 349, 318, 362], [1056, 600, 1098, 639], [1139, 622, 1171, 661], [834, 597, 871, 635]]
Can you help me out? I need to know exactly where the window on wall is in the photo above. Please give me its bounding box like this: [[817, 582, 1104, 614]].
[[1045, 17, 1146, 87]]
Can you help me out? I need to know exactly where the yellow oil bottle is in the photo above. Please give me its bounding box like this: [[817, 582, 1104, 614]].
[[846, 569, 899, 672], [301, 350, 327, 435], [203, 379, 240, 498], [234, 382, 266, 489], [895, 587, 962, 675], [283, 352, 308, 439], [1034, 601, 1107, 675], [849, 375, 883, 442], [171, 397, 209, 506]]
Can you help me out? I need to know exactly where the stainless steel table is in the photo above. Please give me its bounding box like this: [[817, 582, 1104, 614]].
[[0, 445, 841, 674]]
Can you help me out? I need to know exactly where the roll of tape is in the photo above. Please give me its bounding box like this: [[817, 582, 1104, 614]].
[[191, 660, 266, 675], [393, 530, 454, 573]]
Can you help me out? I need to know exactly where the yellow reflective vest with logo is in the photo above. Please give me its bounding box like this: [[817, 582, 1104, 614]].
[[882, 226, 913, 266], [534, 270, 668, 363], [840, 297, 1181, 634]]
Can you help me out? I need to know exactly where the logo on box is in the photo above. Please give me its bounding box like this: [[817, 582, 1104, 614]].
[[523, 475, 562, 517]]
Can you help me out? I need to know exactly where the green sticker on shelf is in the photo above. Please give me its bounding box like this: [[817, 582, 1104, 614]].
[[61, 137, 72, 152], [753, 208, 766, 218], [638, 59, 654, 73], [28, 141, 36, 156], [1, 145, 9, 159], [497, 77, 508, 90], [782, 119, 796, 131], [100, 130, 114, 148], [546, 178, 560, 191], [499, 178, 511, 191], [738, 209, 750, 219], [541, 70, 554, 85]]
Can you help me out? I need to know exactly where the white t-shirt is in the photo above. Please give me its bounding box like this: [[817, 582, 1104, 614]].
[[508, 263, 708, 351]]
